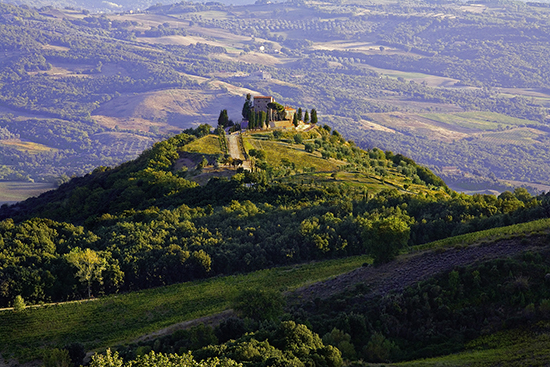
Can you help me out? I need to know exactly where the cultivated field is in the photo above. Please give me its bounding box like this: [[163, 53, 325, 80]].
[[0, 181, 56, 205], [0, 255, 369, 361]]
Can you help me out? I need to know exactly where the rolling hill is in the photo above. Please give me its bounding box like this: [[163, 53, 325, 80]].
[[1, 125, 550, 366]]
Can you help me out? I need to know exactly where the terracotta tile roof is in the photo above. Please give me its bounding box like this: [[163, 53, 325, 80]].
[[254, 96, 273, 99]]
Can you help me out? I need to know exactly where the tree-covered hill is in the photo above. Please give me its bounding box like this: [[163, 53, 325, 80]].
[[2, 125, 550, 366], [1, 125, 549, 309]]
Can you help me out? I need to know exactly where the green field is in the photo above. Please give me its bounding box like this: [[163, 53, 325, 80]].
[[420, 112, 539, 131], [0, 181, 56, 205], [396, 324, 550, 367], [0, 255, 369, 362]]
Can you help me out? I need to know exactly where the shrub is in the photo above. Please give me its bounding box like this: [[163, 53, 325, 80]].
[[234, 289, 285, 321], [13, 295, 25, 312]]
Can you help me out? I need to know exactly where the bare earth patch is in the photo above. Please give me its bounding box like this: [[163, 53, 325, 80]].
[[290, 237, 543, 303], [93, 89, 245, 132]]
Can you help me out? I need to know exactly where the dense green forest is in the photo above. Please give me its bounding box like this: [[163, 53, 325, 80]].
[[1, 127, 549, 307]]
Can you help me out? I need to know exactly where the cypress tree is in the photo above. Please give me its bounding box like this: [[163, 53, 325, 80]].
[[242, 94, 252, 120], [218, 109, 229, 128], [259, 111, 265, 129], [304, 110, 310, 124], [311, 109, 318, 124], [249, 110, 256, 129]]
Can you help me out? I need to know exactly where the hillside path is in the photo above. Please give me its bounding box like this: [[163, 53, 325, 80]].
[[227, 133, 251, 170], [290, 237, 544, 303]]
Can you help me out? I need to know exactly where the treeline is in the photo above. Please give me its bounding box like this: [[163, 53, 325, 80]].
[[91, 321, 342, 367]]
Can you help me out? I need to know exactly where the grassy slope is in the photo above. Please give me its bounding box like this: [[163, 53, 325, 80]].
[[243, 131, 442, 196], [407, 218, 550, 253], [5, 218, 548, 365], [395, 324, 550, 367], [0, 255, 369, 362]]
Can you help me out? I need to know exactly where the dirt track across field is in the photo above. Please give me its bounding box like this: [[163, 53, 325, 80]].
[[227, 133, 251, 170]]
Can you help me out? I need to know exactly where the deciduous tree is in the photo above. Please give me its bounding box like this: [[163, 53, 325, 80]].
[[65, 248, 107, 299]]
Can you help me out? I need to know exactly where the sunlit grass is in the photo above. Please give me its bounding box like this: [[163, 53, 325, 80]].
[[181, 135, 223, 155], [0, 255, 368, 362], [0, 139, 58, 154], [407, 218, 550, 254], [395, 324, 550, 366], [245, 136, 341, 172]]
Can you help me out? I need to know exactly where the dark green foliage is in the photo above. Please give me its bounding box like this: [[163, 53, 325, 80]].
[[234, 289, 285, 321], [361, 214, 411, 264], [64, 343, 86, 367], [183, 125, 212, 138], [218, 110, 229, 129], [196, 321, 342, 367], [242, 94, 253, 120], [43, 348, 71, 367], [293, 250, 550, 362], [310, 109, 318, 125], [215, 318, 252, 344], [1, 128, 550, 307], [267, 102, 286, 121], [248, 149, 266, 161], [117, 324, 218, 360]]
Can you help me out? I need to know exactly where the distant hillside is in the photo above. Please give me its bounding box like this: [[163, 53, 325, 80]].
[[1, 1, 550, 199]]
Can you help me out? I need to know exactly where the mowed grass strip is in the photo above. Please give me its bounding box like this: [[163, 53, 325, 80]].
[[407, 218, 550, 254], [0, 255, 368, 362], [420, 111, 539, 131], [181, 134, 223, 155]]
